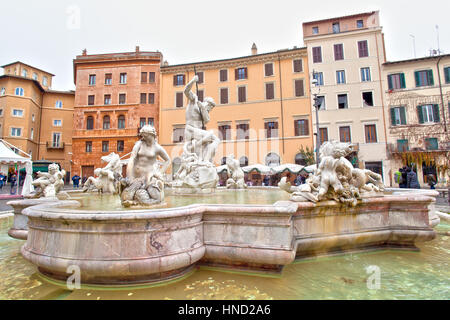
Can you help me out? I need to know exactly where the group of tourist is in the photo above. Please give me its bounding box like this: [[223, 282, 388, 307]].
[[0, 172, 17, 194], [394, 166, 437, 189]]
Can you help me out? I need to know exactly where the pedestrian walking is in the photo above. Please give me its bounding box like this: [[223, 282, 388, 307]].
[[406, 168, 420, 189], [10, 174, 17, 195], [427, 174, 436, 190], [72, 174, 81, 188], [0, 172, 4, 190]]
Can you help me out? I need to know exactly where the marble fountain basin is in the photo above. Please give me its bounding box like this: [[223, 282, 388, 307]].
[[19, 188, 438, 286]]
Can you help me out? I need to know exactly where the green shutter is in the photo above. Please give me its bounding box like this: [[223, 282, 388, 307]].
[[414, 71, 420, 87], [387, 75, 393, 90], [400, 73, 406, 88], [433, 104, 440, 122], [445, 67, 450, 83], [417, 106, 424, 124], [400, 107, 407, 125], [390, 108, 396, 126], [428, 70, 434, 86]]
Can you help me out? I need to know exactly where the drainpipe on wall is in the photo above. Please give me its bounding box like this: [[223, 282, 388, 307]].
[[37, 90, 44, 161], [277, 53, 286, 156], [436, 56, 448, 133]]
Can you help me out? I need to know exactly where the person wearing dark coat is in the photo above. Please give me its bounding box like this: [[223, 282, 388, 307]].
[[406, 168, 420, 189], [399, 167, 408, 188]]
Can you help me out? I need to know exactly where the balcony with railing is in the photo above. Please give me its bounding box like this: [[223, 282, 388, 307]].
[[46, 142, 65, 150]]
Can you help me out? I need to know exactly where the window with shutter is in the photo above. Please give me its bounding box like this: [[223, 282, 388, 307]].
[[293, 59, 303, 73], [196, 72, 204, 84], [105, 73, 112, 85], [220, 70, 228, 82], [236, 68, 247, 80], [265, 63, 274, 76], [364, 125, 377, 143], [312, 47, 322, 63], [432, 104, 440, 122], [339, 126, 351, 142], [88, 95, 95, 106], [444, 67, 450, 84], [415, 70, 433, 87], [334, 44, 344, 60], [238, 86, 246, 103], [176, 92, 184, 108], [119, 94, 126, 105], [295, 79, 304, 97], [220, 88, 228, 104], [265, 83, 274, 100], [148, 93, 155, 104], [358, 40, 368, 58], [149, 72, 155, 83], [141, 72, 147, 83], [319, 128, 328, 144], [397, 139, 409, 152], [294, 119, 309, 136], [140, 93, 147, 104], [425, 138, 438, 150]]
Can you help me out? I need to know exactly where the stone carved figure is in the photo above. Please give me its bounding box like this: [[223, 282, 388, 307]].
[[21, 161, 34, 196], [279, 141, 385, 206], [119, 125, 170, 207], [31, 163, 66, 198], [225, 155, 247, 189], [172, 75, 219, 191], [82, 153, 122, 194]]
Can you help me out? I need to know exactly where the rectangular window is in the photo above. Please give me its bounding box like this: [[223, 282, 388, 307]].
[[365, 124, 377, 143], [176, 92, 184, 107], [220, 69, 228, 82], [265, 121, 278, 138], [313, 72, 324, 85], [332, 22, 340, 33], [265, 83, 274, 100], [425, 138, 439, 150], [117, 140, 124, 152], [336, 70, 346, 84], [387, 73, 406, 90], [312, 26, 319, 34], [238, 86, 246, 103], [362, 92, 374, 106], [358, 40, 369, 58], [105, 73, 112, 85], [295, 79, 304, 97], [312, 47, 322, 63], [236, 123, 249, 140], [140, 118, 146, 128], [173, 74, 185, 86], [265, 63, 274, 76], [357, 19, 364, 28], [89, 74, 96, 85], [85, 141, 92, 153], [196, 72, 204, 84], [12, 109, 23, 117], [102, 141, 109, 152], [53, 119, 62, 127], [294, 119, 309, 136], [220, 88, 228, 104], [43, 76, 48, 86], [390, 106, 407, 126], [148, 93, 155, 104], [444, 67, 450, 84], [417, 104, 440, 123], [173, 127, 185, 143], [141, 72, 147, 83], [55, 100, 63, 109], [293, 59, 303, 73], [140, 93, 147, 104], [235, 67, 248, 80], [319, 128, 328, 144], [88, 95, 95, 105], [339, 126, 351, 142], [149, 72, 156, 83], [361, 67, 371, 82], [104, 94, 111, 105], [397, 139, 409, 152], [148, 118, 154, 126], [218, 124, 231, 141], [415, 70, 434, 87], [119, 73, 127, 84], [316, 95, 326, 110], [119, 94, 126, 105], [338, 94, 348, 109], [11, 128, 21, 137], [197, 90, 204, 102], [52, 133, 61, 147], [334, 44, 344, 60]]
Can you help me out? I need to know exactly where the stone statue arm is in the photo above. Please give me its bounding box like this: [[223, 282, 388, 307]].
[[156, 144, 171, 174], [126, 141, 141, 179], [184, 75, 198, 102], [198, 102, 211, 124]]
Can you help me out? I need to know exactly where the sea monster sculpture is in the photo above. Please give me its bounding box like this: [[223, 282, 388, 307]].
[[82, 152, 123, 194], [225, 155, 247, 189]]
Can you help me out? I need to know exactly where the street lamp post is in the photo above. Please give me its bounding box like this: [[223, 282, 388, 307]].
[[311, 70, 321, 165]]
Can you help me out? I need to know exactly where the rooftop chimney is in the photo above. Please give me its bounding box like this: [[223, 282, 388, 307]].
[[251, 43, 258, 55], [82, 49, 87, 56], [136, 46, 140, 53], [163, 60, 169, 66]]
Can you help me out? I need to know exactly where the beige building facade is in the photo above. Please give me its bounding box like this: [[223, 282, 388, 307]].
[[303, 11, 389, 181]]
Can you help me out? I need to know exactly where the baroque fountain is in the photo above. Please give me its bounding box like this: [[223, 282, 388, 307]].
[[6, 76, 442, 288]]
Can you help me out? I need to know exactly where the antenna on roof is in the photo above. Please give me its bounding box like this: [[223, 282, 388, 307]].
[[436, 25, 442, 55], [409, 35, 416, 58]]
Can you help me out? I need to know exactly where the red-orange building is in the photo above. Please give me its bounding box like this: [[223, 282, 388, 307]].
[[72, 47, 162, 178]]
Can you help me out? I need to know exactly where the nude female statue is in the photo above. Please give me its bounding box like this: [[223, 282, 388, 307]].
[[120, 125, 171, 207]]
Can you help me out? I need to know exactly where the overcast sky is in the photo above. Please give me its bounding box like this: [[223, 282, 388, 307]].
[[1, 0, 448, 91]]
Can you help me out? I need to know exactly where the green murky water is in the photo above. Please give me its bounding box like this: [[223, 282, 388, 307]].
[[67, 189, 292, 212], [1, 218, 449, 300]]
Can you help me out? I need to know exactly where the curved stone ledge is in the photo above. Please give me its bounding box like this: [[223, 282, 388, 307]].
[[20, 189, 438, 285]]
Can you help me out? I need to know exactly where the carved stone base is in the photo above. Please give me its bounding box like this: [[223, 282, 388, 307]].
[[174, 163, 219, 194]]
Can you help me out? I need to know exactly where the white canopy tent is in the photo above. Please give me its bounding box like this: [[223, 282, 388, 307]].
[[0, 139, 33, 196]]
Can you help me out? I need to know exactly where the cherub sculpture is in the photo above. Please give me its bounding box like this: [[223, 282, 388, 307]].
[[83, 152, 122, 194], [31, 163, 65, 198]]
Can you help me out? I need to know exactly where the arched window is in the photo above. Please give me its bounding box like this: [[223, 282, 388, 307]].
[[15, 87, 24, 96], [103, 115, 110, 129], [221, 157, 227, 165], [295, 153, 307, 166], [118, 115, 125, 129], [86, 116, 94, 130], [239, 156, 249, 167], [265, 152, 280, 167], [55, 100, 63, 108]]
